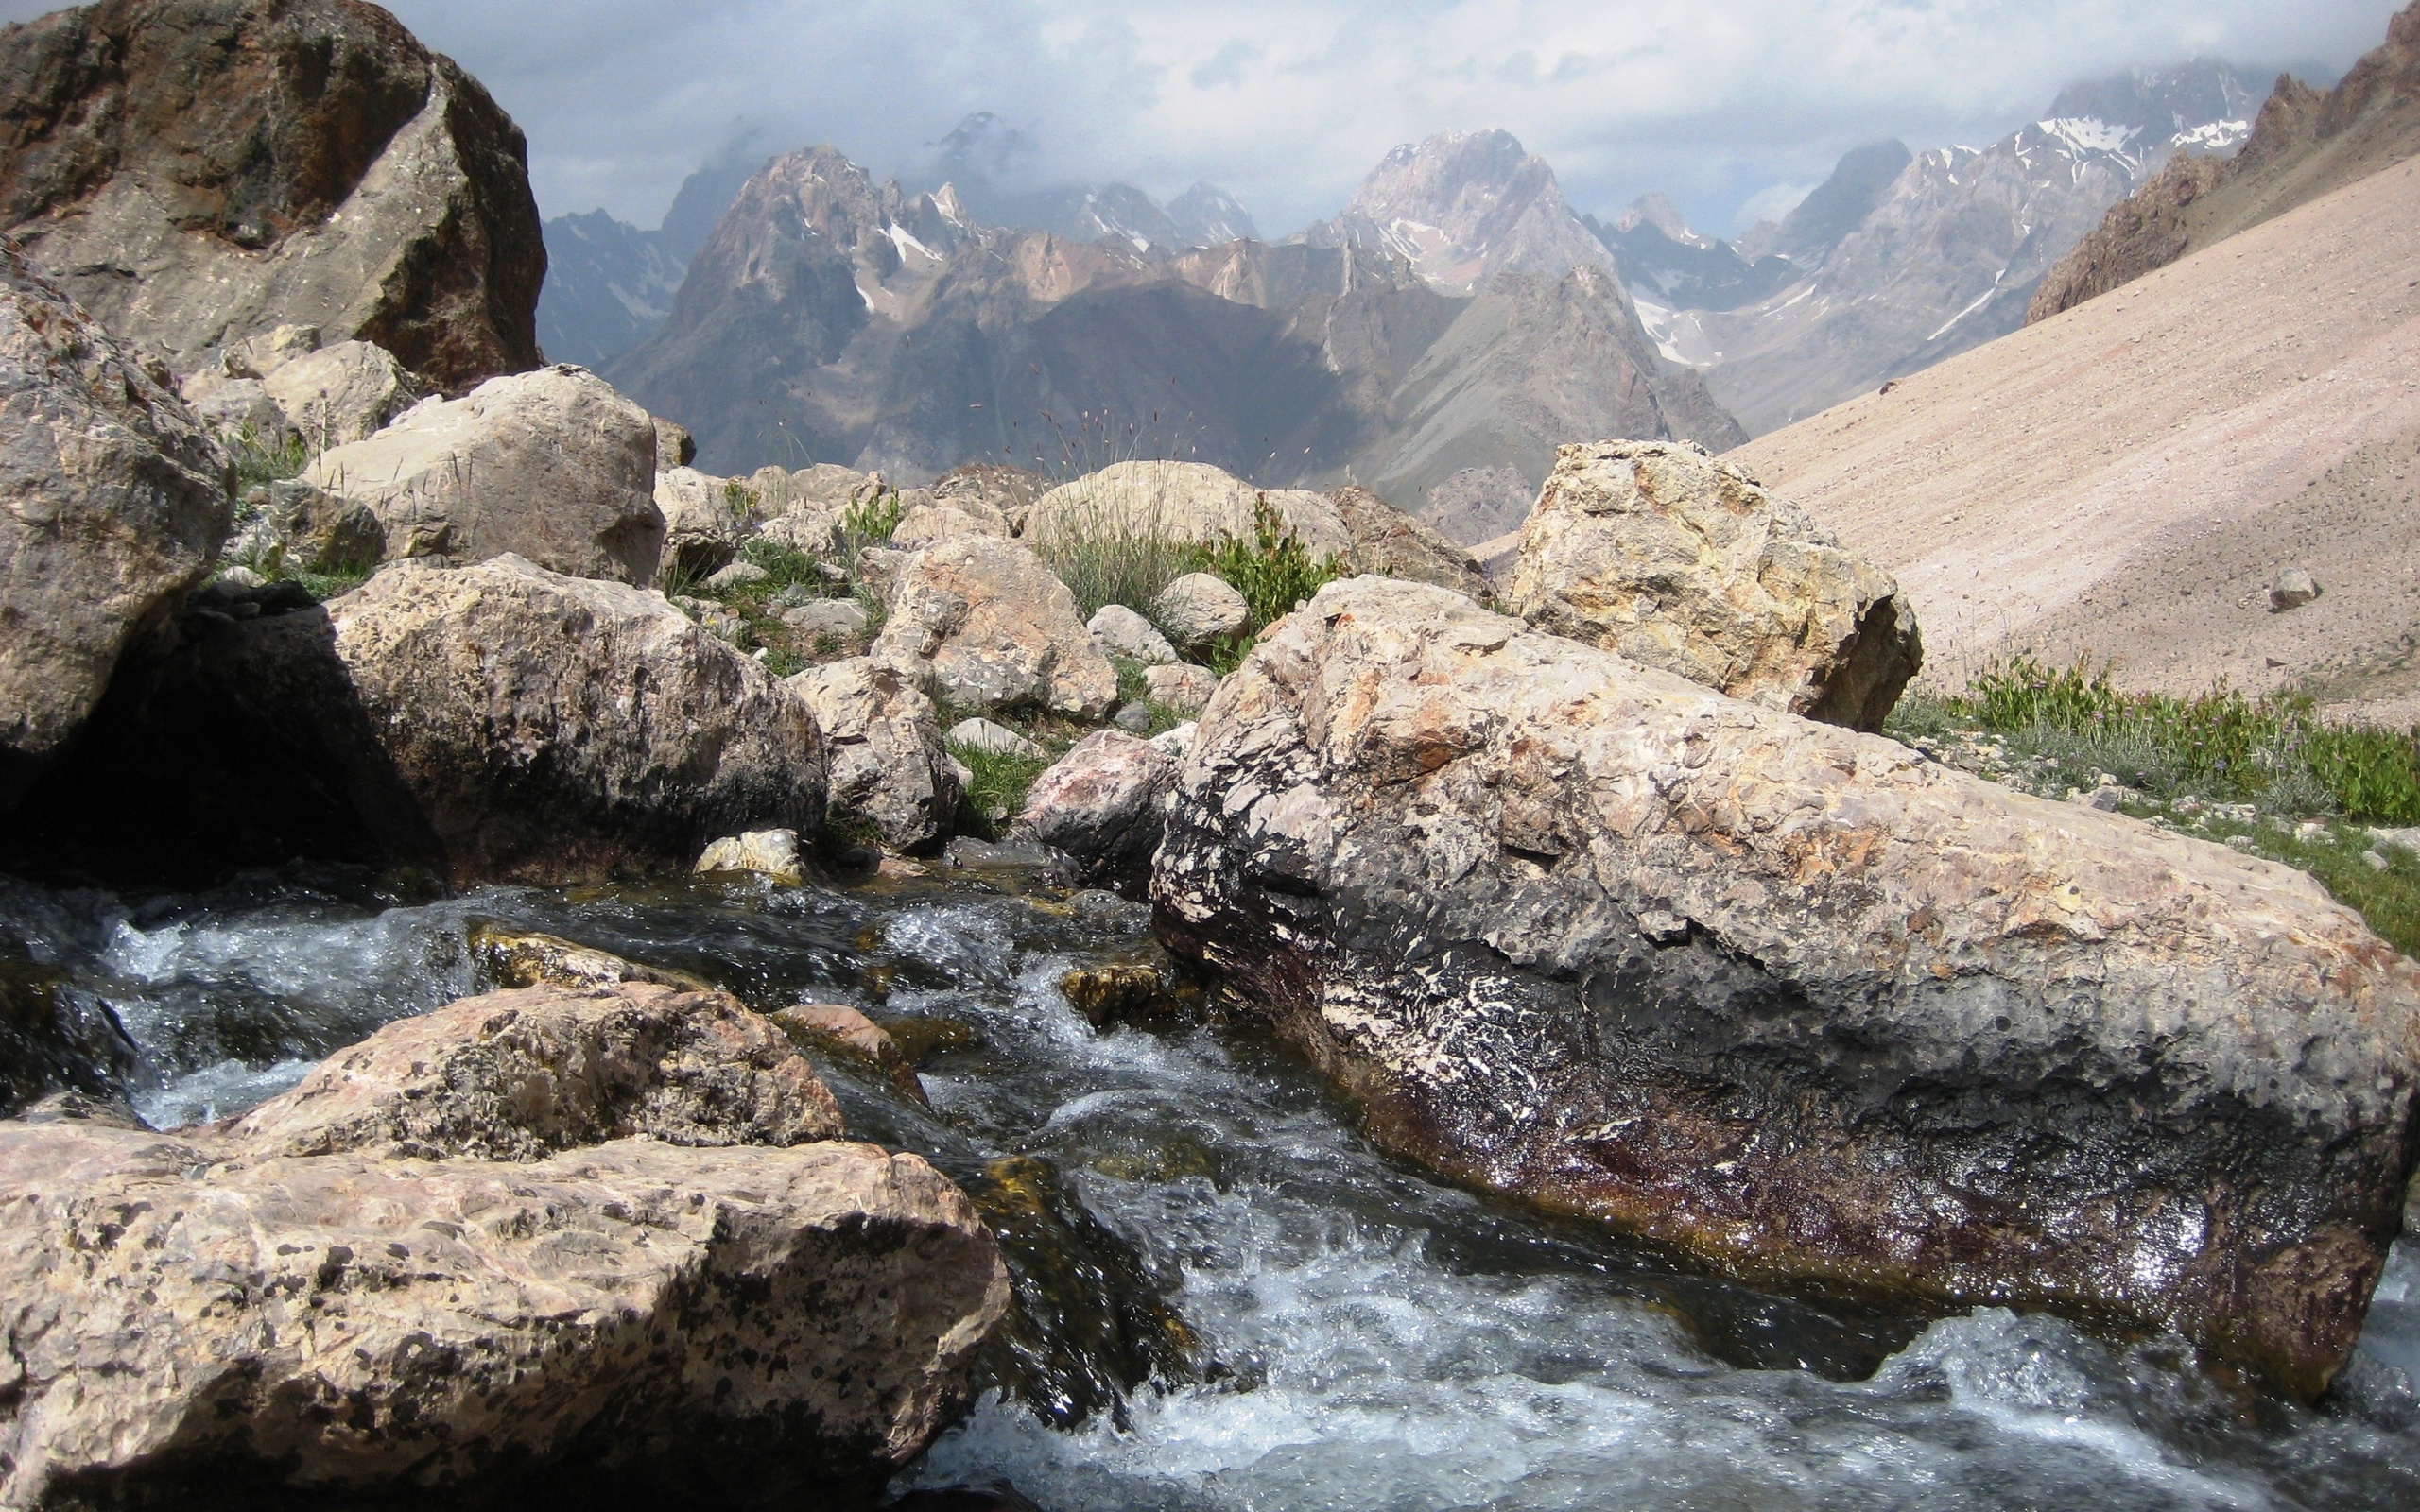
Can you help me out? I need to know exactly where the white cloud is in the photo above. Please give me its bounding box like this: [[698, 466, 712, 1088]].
[[0, 0, 2394, 234], [1735, 180, 1817, 232]]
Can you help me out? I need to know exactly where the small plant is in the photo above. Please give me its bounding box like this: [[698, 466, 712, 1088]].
[[948, 737, 1055, 840], [721, 479, 761, 525], [223, 423, 310, 490], [1028, 483, 1212, 625], [1202, 495, 1344, 634], [838, 489, 904, 562]]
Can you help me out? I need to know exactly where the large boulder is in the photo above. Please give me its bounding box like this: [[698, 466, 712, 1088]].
[[303, 364, 663, 582], [0, 0, 545, 393], [0, 240, 230, 809], [1025, 460, 1355, 560], [1152, 576, 2420, 1400], [23, 554, 824, 885], [0, 982, 1009, 1508], [1013, 729, 1178, 892], [1507, 440, 1921, 731], [873, 536, 1117, 718], [257, 336, 424, 446], [785, 658, 963, 851], [1329, 484, 1491, 599]]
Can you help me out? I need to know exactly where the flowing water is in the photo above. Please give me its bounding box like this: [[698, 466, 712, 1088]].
[[5, 861, 2419, 1511]]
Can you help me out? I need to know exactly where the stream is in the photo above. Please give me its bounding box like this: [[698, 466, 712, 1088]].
[[4, 859, 2418, 1511]]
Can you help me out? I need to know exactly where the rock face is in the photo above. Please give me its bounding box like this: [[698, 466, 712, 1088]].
[[231, 981, 842, 1159], [786, 658, 962, 850], [874, 536, 1117, 718], [304, 364, 664, 582], [1328, 484, 1490, 598], [1508, 441, 1921, 731], [28, 554, 824, 885], [2031, 5, 2420, 321], [1151, 576, 2420, 1400], [1015, 730, 1177, 891], [0, 0, 544, 393], [0, 241, 230, 810], [0, 983, 1007, 1508]]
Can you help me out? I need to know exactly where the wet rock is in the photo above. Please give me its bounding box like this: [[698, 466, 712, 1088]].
[[786, 660, 961, 851], [303, 365, 664, 583], [942, 836, 1075, 879], [25, 554, 824, 885], [231, 980, 842, 1158], [1090, 603, 1177, 665], [1329, 483, 1491, 598], [0, 1119, 1004, 1508], [467, 922, 716, 994], [696, 827, 806, 885], [1154, 573, 1250, 648], [875, 537, 1118, 718], [1508, 440, 1922, 731], [1014, 730, 1177, 892], [775, 1003, 926, 1103], [0, 0, 544, 394], [654, 465, 747, 584], [948, 718, 1045, 761], [1058, 957, 1197, 1028], [260, 338, 423, 446], [0, 240, 232, 810], [1152, 575, 2420, 1400], [1027, 460, 1355, 559], [1145, 662, 1220, 714], [2269, 567, 2323, 612]]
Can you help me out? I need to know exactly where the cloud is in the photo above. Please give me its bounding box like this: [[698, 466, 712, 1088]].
[[0, 0, 2395, 235], [1735, 180, 1817, 232]]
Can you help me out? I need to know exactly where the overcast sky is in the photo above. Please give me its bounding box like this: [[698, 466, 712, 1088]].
[[3, 1, 2398, 237]]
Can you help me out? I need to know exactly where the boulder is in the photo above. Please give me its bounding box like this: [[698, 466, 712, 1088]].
[[230, 980, 842, 1159], [696, 828, 807, 885], [23, 554, 825, 885], [224, 476, 384, 574], [0, 240, 231, 809], [1025, 460, 1354, 559], [855, 544, 917, 606], [1153, 573, 1250, 647], [783, 597, 870, 642], [0, 0, 545, 393], [654, 414, 698, 469], [1152, 576, 2420, 1400], [894, 502, 1010, 547], [930, 462, 1047, 534], [1329, 484, 1491, 598], [762, 507, 842, 558], [467, 922, 717, 995], [789, 462, 885, 512], [1507, 440, 1922, 732], [303, 364, 663, 582], [183, 373, 288, 440], [259, 338, 423, 446], [786, 659, 962, 851], [947, 718, 1044, 761], [1090, 603, 1178, 665], [874, 536, 1117, 718], [655, 465, 747, 585], [1145, 662, 1220, 713], [0, 982, 1007, 1508], [1014, 730, 1177, 891]]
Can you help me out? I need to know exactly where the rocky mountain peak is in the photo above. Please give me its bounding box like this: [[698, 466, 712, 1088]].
[[1168, 181, 1259, 247], [1311, 128, 1610, 293], [1612, 192, 1714, 250]]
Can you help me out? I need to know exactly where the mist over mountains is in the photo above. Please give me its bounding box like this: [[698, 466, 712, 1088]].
[[539, 54, 2329, 541]]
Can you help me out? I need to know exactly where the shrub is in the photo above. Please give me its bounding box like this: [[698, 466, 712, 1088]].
[[1027, 482, 1211, 626], [838, 488, 904, 562], [1203, 496, 1345, 633]]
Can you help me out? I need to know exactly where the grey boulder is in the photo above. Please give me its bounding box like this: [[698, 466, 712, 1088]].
[[786, 658, 963, 850], [1090, 603, 1178, 665], [0, 240, 231, 809], [1153, 573, 1250, 648], [259, 337, 424, 446], [1015, 729, 1177, 891]]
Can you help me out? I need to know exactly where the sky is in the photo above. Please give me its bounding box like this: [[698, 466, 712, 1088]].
[[2, 1, 2398, 238]]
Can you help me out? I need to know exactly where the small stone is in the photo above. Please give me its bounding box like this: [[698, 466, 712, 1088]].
[[2268, 568, 2322, 612], [707, 559, 770, 592], [947, 718, 1044, 760], [695, 828, 805, 885], [1144, 662, 1220, 714], [1114, 701, 1153, 733], [1152, 573, 1250, 647], [2294, 820, 2328, 842], [2364, 850, 2392, 871], [2224, 835, 2257, 851], [781, 598, 870, 640], [2084, 786, 2122, 811], [1088, 604, 1177, 665], [214, 565, 268, 592]]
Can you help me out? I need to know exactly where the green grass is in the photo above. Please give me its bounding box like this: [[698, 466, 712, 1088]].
[[224, 423, 310, 490], [1937, 655, 2420, 823], [1028, 498, 1212, 627], [949, 739, 1057, 838]]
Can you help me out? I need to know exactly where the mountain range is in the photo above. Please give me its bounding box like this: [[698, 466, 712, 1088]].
[[544, 55, 2338, 541]]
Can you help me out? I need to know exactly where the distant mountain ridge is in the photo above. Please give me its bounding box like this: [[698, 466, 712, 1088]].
[[603, 132, 1738, 542]]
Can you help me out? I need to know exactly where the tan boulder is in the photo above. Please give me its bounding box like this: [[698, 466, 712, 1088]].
[[304, 365, 664, 583], [1507, 440, 1921, 731], [930, 462, 1047, 534], [1153, 572, 1250, 647], [653, 465, 749, 584], [1145, 662, 1220, 713], [1154, 576, 2420, 1400], [0, 241, 231, 809], [894, 501, 1011, 547], [260, 338, 424, 446], [785, 658, 963, 850], [695, 827, 808, 885], [873, 536, 1117, 718], [1026, 460, 1354, 559]]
